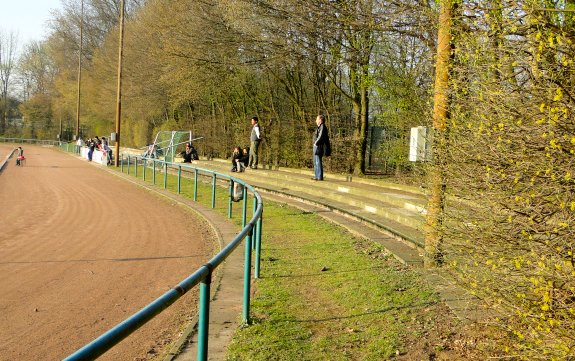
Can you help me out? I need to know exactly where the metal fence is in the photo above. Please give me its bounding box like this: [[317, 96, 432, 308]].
[[0, 147, 18, 172], [0, 137, 60, 146], [55, 144, 263, 361]]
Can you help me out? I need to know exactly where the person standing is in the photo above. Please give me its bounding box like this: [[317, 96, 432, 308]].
[[312, 114, 330, 181], [15, 147, 24, 166], [248, 116, 261, 169], [75, 137, 84, 154], [87, 138, 95, 161], [101, 137, 113, 165]]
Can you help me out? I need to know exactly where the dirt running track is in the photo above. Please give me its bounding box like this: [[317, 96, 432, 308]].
[[0, 144, 215, 360]]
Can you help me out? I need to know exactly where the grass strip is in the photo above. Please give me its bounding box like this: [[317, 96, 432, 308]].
[[111, 162, 495, 360], [224, 202, 460, 360]]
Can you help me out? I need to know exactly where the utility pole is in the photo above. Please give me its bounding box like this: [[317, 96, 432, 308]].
[[114, 0, 125, 167], [75, 0, 84, 140]]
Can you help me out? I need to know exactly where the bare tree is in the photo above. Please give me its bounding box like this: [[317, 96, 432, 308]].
[[18, 41, 56, 99], [0, 30, 19, 134]]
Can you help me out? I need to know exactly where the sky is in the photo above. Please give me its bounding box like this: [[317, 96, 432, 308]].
[[0, 0, 63, 46]]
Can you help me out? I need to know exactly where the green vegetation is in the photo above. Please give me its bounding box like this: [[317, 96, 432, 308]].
[[19, 0, 571, 355], [435, 2, 575, 359], [225, 203, 456, 360], [112, 163, 489, 359]]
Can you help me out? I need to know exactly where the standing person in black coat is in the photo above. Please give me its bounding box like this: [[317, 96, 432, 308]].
[[312, 114, 330, 181]]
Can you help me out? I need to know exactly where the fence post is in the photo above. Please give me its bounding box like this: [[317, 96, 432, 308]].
[[252, 197, 257, 250], [242, 186, 248, 228], [193, 169, 198, 201], [255, 209, 263, 279], [163, 162, 168, 189], [177, 165, 181, 194], [242, 226, 253, 325], [211, 173, 216, 209], [197, 272, 211, 361], [228, 179, 233, 219], [152, 160, 156, 185]]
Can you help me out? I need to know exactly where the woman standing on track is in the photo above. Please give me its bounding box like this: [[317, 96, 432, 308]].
[[15, 147, 24, 166]]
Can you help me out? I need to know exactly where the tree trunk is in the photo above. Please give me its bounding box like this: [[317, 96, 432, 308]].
[[353, 85, 369, 176], [424, 0, 452, 268]]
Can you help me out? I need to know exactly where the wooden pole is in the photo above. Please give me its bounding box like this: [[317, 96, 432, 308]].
[[114, 0, 125, 167], [75, 0, 83, 140]]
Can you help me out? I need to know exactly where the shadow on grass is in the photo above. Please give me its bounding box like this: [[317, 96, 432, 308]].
[[266, 301, 437, 324], [261, 265, 388, 279]]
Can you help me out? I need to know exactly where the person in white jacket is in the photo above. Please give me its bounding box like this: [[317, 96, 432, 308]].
[[248, 116, 261, 169]]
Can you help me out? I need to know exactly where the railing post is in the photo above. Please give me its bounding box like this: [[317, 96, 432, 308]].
[[194, 169, 198, 201], [242, 226, 253, 325], [121, 155, 124, 172], [163, 162, 168, 189], [255, 207, 263, 279], [152, 160, 156, 185], [252, 197, 258, 250], [143, 159, 147, 181], [135, 158, 138, 178], [211, 173, 216, 209], [197, 272, 211, 361], [228, 179, 233, 219], [242, 186, 248, 228], [177, 165, 181, 194]]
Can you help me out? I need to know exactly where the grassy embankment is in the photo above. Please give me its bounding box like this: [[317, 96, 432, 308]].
[[117, 163, 489, 360]]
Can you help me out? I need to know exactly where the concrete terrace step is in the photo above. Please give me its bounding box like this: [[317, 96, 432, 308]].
[[261, 186, 425, 249], [190, 159, 426, 249], [251, 179, 424, 234], [203, 159, 427, 211]]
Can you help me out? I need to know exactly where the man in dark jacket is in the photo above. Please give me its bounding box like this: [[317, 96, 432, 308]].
[[312, 114, 330, 181]]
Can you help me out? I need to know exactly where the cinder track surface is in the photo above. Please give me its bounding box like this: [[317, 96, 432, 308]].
[[0, 144, 214, 360]]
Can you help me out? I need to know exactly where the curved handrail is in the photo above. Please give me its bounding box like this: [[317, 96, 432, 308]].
[[63, 154, 263, 361]]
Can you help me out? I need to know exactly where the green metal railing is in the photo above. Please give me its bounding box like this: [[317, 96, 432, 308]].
[[52, 147, 263, 361]]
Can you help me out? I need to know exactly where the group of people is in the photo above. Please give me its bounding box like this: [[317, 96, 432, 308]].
[[82, 136, 113, 165], [233, 114, 330, 180], [231, 146, 250, 172]]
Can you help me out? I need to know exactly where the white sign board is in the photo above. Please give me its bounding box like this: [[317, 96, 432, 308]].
[[409, 126, 432, 162]]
